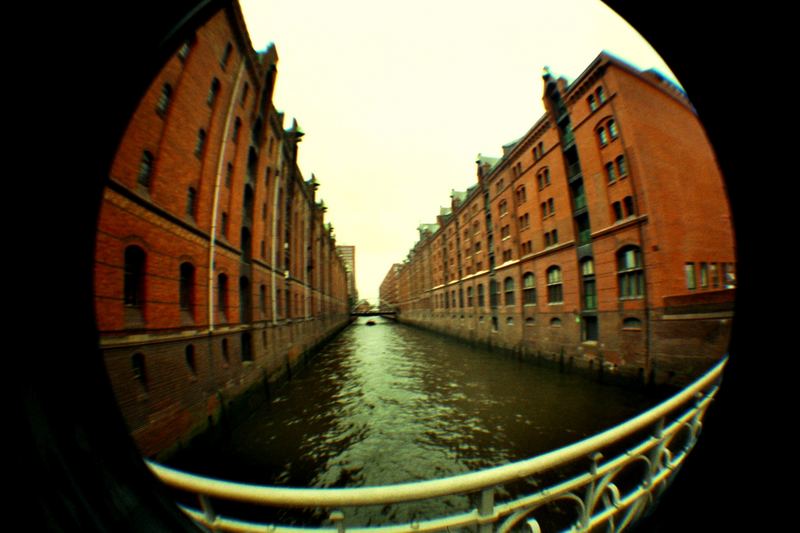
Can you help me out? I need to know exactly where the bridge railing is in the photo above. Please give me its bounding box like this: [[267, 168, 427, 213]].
[[148, 357, 726, 532]]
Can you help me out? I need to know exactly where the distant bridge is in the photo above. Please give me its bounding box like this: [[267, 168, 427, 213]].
[[350, 311, 397, 317]]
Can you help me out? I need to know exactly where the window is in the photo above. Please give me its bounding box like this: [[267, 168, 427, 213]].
[[547, 198, 554, 216], [623, 196, 635, 217], [710, 263, 720, 288], [613, 201, 623, 221], [504, 277, 515, 306], [221, 42, 233, 69], [185, 344, 198, 376], [179, 262, 195, 314], [617, 246, 645, 299], [700, 262, 709, 288], [240, 82, 250, 107], [581, 258, 597, 310], [606, 162, 616, 182], [623, 317, 642, 330], [598, 127, 609, 146], [221, 339, 230, 364], [519, 213, 530, 229], [178, 39, 192, 61], [550, 317, 562, 327], [137, 151, 154, 187], [685, 262, 696, 290], [616, 155, 627, 176], [467, 286, 474, 307], [523, 272, 536, 305], [124, 246, 146, 309], [496, 178, 504, 191], [516, 186, 527, 204], [608, 119, 619, 139], [521, 240, 533, 255], [232, 117, 242, 143], [490, 279, 500, 308], [537, 168, 551, 190], [131, 353, 147, 390], [478, 284, 485, 308], [218, 273, 228, 320], [156, 84, 172, 115], [221, 212, 229, 238], [194, 129, 206, 157], [724, 263, 736, 288], [596, 86, 606, 104], [547, 266, 563, 304], [207, 78, 221, 107], [499, 199, 508, 216], [186, 187, 197, 218], [501, 225, 510, 239], [588, 94, 597, 111]]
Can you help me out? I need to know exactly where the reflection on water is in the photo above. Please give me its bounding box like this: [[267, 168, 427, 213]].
[[168, 317, 664, 526]]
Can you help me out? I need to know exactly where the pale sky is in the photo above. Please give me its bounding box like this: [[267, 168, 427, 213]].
[[239, 0, 682, 304]]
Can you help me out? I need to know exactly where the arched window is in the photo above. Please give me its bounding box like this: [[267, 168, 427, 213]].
[[194, 129, 206, 157], [616, 155, 627, 176], [179, 262, 195, 315], [217, 273, 228, 321], [185, 344, 197, 375], [523, 272, 536, 306], [623, 317, 643, 330], [608, 119, 619, 139], [597, 126, 608, 146], [581, 258, 596, 310], [156, 83, 172, 115], [596, 86, 606, 104], [232, 117, 242, 143], [550, 317, 562, 327], [605, 162, 616, 182], [503, 276, 515, 306], [489, 279, 500, 308], [516, 185, 527, 204], [221, 42, 233, 69], [221, 338, 230, 364], [131, 353, 147, 390], [186, 187, 197, 218], [240, 276, 251, 323], [207, 78, 221, 107], [546, 266, 563, 304], [617, 246, 645, 299], [124, 246, 146, 309], [587, 93, 597, 111], [241, 332, 253, 362], [137, 151, 154, 187]]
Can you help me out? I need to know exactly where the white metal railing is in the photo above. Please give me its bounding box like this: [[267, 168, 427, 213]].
[[148, 357, 726, 532]]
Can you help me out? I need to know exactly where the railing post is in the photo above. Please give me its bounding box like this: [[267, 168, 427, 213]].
[[479, 487, 495, 533], [581, 452, 603, 529], [330, 510, 346, 533], [199, 494, 217, 531]]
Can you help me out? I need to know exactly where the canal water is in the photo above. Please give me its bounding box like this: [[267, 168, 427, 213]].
[[167, 317, 666, 527]]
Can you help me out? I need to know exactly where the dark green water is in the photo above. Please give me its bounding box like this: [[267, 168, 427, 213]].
[[168, 316, 663, 527]]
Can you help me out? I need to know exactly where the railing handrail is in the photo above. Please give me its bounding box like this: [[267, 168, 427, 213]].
[[147, 356, 726, 509]]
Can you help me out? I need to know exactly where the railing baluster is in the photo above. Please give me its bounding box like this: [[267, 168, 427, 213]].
[[479, 487, 495, 533], [199, 494, 217, 531], [330, 510, 345, 533]]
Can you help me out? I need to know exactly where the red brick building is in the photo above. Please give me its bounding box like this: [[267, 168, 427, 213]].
[[390, 52, 735, 386], [93, 3, 350, 458]]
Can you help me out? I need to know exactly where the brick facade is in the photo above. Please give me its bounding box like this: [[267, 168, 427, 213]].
[[383, 53, 735, 387], [94, 3, 351, 459]]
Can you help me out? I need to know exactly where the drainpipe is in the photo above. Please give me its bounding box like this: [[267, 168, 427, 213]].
[[208, 60, 246, 332], [271, 139, 285, 325]]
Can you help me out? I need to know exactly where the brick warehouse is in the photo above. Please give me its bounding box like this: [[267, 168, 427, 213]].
[[93, 3, 351, 459], [381, 52, 735, 387]]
